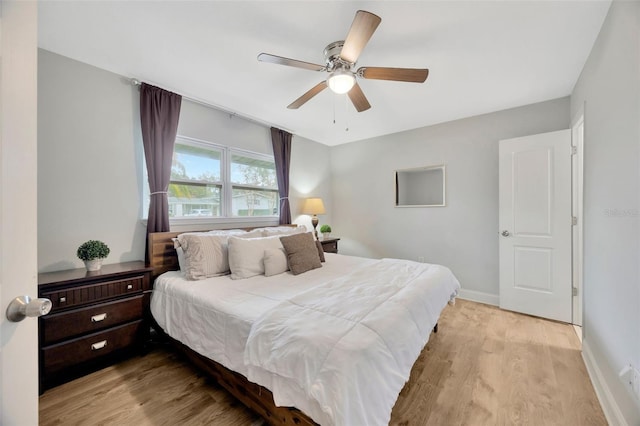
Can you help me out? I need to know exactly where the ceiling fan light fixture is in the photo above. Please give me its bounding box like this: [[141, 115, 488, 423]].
[[327, 69, 355, 94]]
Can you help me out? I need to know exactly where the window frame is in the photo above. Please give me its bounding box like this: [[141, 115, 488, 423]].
[[142, 135, 279, 226], [227, 148, 280, 218]]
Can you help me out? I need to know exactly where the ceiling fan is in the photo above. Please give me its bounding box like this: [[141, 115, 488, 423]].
[[258, 10, 429, 112]]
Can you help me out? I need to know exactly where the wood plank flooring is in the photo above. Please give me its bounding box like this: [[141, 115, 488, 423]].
[[39, 300, 607, 425]]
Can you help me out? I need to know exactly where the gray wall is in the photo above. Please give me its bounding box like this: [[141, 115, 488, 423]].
[[37, 50, 331, 272], [570, 1, 640, 423], [330, 97, 570, 302], [38, 49, 145, 272]]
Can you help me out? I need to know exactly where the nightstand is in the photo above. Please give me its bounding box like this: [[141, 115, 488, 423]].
[[320, 237, 340, 254], [38, 261, 152, 391]]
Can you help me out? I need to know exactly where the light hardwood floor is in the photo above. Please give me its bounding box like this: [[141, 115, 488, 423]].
[[39, 300, 607, 425]]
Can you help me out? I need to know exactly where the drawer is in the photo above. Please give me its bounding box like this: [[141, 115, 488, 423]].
[[41, 275, 145, 312], [40, 295, 144, 345], [322, 241, 338, 253], [42, 320, 142, 374]]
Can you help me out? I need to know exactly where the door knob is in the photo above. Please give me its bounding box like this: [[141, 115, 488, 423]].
[[6, 295, 52, 322], [501, 230, 511, 237]]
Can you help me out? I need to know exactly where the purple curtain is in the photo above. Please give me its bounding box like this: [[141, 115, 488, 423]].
[[140, 83, 182, 237], [270, 127, 292, 224]]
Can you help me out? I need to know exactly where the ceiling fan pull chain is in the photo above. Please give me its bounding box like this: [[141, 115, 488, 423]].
[[344, 95, 349, 132], [333, 93, 337, 124]]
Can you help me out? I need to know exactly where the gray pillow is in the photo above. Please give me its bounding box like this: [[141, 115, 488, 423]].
[[280, 232, 322, 275], [315, 241, 325, 262]]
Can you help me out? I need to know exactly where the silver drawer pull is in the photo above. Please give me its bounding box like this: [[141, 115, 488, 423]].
[[91, 340, 107, 351], [59, 297, 66, 303], [126, 284, 133, 290], [91, 313, 107, 323]]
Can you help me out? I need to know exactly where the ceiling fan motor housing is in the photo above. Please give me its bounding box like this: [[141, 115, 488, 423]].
[[324, 41, 353, 72]]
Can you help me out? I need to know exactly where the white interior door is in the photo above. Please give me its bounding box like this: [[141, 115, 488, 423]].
[[571, 113, 584, 326], [499, 130, 572, 322], [0, 2, 40, 424]]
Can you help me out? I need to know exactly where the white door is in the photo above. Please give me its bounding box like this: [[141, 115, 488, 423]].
[[499, 130, 572, 323], [0, 1, 40, 424], [571, 113, 584, 326]]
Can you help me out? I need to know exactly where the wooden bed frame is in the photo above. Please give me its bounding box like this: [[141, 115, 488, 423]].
[[147, 227, 318, 426], [147, 226, 439, 426]]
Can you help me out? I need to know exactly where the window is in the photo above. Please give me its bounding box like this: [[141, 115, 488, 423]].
[[169, 142, 222, 218], [230, 153, 278, 217], [144, 136, 278, 221]]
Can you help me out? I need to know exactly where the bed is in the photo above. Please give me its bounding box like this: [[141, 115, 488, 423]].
[[148, 227, 460, 426]]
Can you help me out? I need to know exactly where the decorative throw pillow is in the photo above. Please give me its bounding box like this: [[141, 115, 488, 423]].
[[177, 233, 240, 280], [280, 232, 322, 275], [264, 248, 289, 277], [315, 241, 326, 263], [228, 235, 284, 279]]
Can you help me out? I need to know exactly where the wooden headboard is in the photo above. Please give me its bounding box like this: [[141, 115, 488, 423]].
[[147, 225, 297, 280]]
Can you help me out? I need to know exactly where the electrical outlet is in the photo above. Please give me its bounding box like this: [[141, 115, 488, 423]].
[[620, 364, 640, 399], [417, 256, 425, 263], [633, 367, 640, 397]]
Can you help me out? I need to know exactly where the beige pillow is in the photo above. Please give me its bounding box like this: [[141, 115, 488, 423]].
[[228, 235, 284, 279], [280, 232, 322, 275], [264, 248, 289, 277], [177, 233, 239, 280]]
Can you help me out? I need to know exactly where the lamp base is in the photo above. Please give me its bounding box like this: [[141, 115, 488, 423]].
[[312, 215, 319, 240]]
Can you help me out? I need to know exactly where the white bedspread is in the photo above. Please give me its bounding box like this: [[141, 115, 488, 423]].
[[244, 259, 460, 426], [150, 254, 460, 426], [151, 254, 376, 377]]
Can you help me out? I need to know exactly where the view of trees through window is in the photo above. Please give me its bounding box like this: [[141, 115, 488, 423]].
[[167, 139, 278, 218], [231, 154, 278, 217]]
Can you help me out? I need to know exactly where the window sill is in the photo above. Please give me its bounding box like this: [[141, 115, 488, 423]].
[[139, 216, 280, 229]]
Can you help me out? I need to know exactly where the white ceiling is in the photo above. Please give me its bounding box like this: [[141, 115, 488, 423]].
[[38, 1, 611, 146]]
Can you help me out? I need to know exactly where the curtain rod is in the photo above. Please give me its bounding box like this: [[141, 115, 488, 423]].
[[130, 78, 294, 134]]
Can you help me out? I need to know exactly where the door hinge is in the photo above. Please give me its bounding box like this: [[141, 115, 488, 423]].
[[572, 216, 578, 226], [572, 287, 578, 296], [571, 146, 577, 155]]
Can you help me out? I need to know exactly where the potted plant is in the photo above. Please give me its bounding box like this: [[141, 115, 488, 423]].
[[320, 224, 332, 240], [77, 240, 110, 271]]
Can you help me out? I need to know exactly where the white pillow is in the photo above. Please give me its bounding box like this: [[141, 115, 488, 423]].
[[236, 229, 265, 239], [264, 248, 289, 277], [174, 229, 247, 249], [261, 226, 306, 237], [228, 235, 284, 279]]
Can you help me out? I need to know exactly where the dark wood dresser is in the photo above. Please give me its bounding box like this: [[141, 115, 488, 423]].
[[38, 261, 152, 391], [320, 237, 340, 254]]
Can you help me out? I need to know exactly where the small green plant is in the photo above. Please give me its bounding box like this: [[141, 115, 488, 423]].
[[320, 224, 332, 233], [77, 240, 110, 261]]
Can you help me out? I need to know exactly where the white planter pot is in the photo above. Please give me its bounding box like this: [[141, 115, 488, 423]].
[[84, 259, 103, 272], [322, 233, 331, 240]]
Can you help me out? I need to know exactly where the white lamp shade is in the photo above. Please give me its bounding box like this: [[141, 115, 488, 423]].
[[327, 70, 355, 94], [302, 197, 326, 215]]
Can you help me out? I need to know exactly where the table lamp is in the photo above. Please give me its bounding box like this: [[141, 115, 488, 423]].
[[302, 197, 325, 240]]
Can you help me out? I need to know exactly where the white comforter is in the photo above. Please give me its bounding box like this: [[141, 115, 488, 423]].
[[150, 254, 460, 426], [244, 258, 460, 426]]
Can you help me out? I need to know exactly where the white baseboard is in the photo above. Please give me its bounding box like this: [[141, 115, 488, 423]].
[[582, 338, 629, 426], [457, 289, 499, 306]]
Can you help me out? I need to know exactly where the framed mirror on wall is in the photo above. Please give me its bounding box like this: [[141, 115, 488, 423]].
[[395, 165, 446, 207]]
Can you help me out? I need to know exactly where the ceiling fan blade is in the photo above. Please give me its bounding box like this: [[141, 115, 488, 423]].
[[347, 82, 371, 112], [287, 81, 328, 109], [258, 53, 326, 72], [340, 10, 381, 64], [358, 67, 429, 83]]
